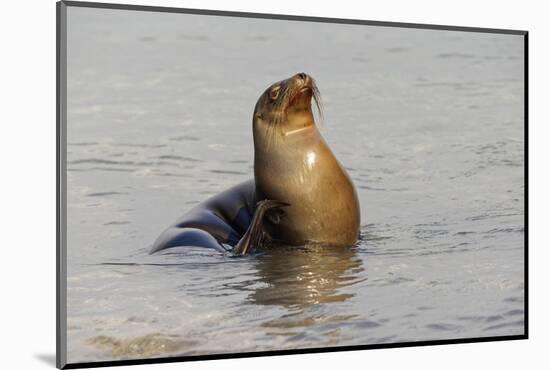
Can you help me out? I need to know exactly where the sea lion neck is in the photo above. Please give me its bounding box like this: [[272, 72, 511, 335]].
[[281, 110, 315, 136], [252, 114, 318, 155]]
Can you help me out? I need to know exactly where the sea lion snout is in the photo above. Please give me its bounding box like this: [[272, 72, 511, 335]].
[[293, 72, 312, 89], [294, 72, 308, 82]]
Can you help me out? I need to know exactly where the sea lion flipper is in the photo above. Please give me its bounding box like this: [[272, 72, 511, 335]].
[[232, 200, 289, 256], [150, 227, 228, 254]]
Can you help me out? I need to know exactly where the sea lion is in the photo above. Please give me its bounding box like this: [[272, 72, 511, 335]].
[[150, 73, 360, 255]]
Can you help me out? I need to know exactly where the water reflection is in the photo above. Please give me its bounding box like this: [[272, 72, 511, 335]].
[[249, 244, 365, 309]]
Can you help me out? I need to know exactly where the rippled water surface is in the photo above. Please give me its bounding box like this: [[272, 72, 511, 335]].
[[65, 7, 525, 363]]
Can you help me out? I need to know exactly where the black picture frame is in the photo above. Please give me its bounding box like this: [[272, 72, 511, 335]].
[[56, 1, 528, 368]]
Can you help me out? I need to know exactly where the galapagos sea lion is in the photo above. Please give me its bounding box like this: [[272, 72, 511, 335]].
[[151, 73, 360, 255]]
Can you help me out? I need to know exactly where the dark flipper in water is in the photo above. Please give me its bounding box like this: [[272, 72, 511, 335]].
[[150, 180, 288, 255], [150, 227, 229, 254], [232, 200, 289, 256]]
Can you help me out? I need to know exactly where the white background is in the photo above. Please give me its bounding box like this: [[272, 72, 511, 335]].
[[0, 0, 546, 369]]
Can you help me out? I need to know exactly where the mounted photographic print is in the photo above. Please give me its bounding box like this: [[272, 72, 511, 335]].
[[57, 1, 528, 368]]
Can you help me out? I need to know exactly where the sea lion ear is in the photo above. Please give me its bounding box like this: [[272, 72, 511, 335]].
[[269, 85, 281, 100]]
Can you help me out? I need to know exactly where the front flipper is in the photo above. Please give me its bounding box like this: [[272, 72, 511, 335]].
[[232, 200, 289, 256]]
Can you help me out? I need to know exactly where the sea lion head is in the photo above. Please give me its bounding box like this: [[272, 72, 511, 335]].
[[253, 73, 322, 142]]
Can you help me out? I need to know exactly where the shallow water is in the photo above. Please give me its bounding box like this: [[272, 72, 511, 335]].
[[65, 7, 525, 363]]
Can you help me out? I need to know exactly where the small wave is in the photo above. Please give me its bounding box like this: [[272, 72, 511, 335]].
[[103, 221, 130, 226], [209, 169, 247, 175], [372, 276, 415, 287], [466, 212, 522, 222], [416, 246, 472, 257], [68, 142, 97, 146], [360, 224, 394, 244], [454, 231, 475, 236], [503, 296, 523, 304], [415, 82, 462, 88], [156, 154, 203, 162], [357, 185, 385, 191], [485, 315, 504, 323], [455, 315, 485, 322], [438, 52, 474, 59], [156, 172, 191, 177], [169, 135, 200, 142], [483, 320, 524, 332], [413, 229, 449, 239], [426, 323, 461, 331], [261, 314, 357, 330], [86, 191, 128, 197], [415, 221, 448, 227], [505, 309, 524, 316], [117, 143, 167, 148], [417, 306, 434, 311], [69, 158, 177, 167], [355, 320, 382, 329], [484, 226, 524, 234]]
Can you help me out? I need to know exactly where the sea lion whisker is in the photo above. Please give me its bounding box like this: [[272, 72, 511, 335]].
[[312, 83, 324, 122]]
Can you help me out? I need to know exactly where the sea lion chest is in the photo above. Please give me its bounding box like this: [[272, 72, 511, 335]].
[[254, 128, 360, 246]]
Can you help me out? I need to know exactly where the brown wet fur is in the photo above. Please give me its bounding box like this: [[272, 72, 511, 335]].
[[252, 73, 360, 247]]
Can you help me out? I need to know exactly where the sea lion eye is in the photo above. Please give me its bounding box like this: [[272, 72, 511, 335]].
[[269, 85, 281, 100]]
